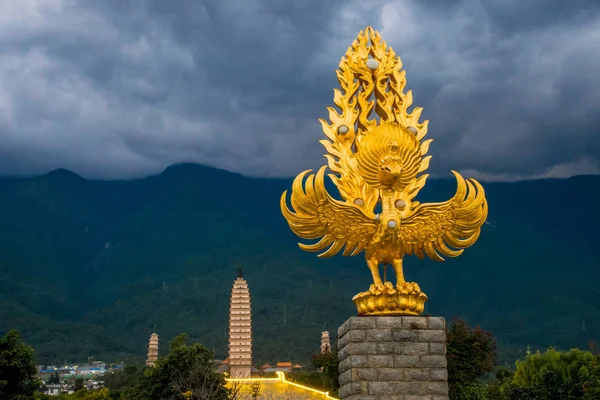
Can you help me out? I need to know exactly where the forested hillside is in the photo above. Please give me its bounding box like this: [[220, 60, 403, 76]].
[[0, 164, 598, 365]]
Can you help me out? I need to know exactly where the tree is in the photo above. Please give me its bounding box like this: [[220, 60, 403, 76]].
[[48, 373, 61, 385], [102, 365, 142, 399], [122, 334, 231, 400], [74, 378, 85, 391], [311, 351, 339, 396], [446, 318, 496, 399], [0, 329, 41, 399], [497, 348, 600, 399]]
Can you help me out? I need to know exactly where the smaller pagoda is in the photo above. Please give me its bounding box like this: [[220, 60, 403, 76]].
[[146, 332, 159, 367], [320, 331, 331, 354]]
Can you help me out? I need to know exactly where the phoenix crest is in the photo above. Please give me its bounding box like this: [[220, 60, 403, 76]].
[[280, 27, 488, 315]]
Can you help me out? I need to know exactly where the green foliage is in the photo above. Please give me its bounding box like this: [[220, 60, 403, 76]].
[[0, 329, 41, 399], [453, 382, 488, 400], [497, 348, 600, 399], [122, 334, 231, 400], [35, 388, 112, 400], [74, 377, 85, 391], [47, 373, 61, 385], [447, 319, 496, 399], [311, 351, 340, 396], [102, 365, 142, 399]]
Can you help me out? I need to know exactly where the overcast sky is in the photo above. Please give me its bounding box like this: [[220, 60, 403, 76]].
[[1, 0, 599, 181]]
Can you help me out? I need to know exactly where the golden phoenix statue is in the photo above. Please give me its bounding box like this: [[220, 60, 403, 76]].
[[280, 27, 488, 316]]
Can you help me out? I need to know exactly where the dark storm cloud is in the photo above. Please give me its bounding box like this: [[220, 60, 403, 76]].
[[0, 0, 598, 180]]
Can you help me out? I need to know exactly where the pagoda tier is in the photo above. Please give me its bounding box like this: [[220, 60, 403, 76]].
[[228, 274, 252, 378]]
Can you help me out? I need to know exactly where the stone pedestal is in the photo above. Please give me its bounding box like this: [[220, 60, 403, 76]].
[[337, 316, 448, 400]]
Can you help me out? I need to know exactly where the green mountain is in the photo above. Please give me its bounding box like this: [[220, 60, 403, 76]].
[[0, 164, 598, 366]]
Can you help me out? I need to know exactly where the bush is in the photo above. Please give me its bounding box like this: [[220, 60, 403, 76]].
[[498, 348, 600, 399], [446, 319, 496, 399]]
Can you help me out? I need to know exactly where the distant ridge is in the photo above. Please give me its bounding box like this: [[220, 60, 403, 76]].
[[2, 162, 598, 183]]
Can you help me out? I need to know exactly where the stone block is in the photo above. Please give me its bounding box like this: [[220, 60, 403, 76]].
[[340, 369, 352, 385], [392, 329, 418, 342], [368, 355, 394, 368], [353, 368, 378, 381], [351, 329, 367, 342], [425, 382, 448, 395], [339, 383, 352, 398], [376, 343, 394, 354], [428, 317, 445, 330], [420, 356, 447, 368], [377, 368, 403, 381], [432, 396, 450, 400], [340, 355, 368, 371], [339, 320, 350, 338], [405, 396, 432, 400], [394, 355, 421, 368], [340, 383, 369, 398], [339, 333, 350, 349], [402, 317, 428, 330], [418, 330, 445, 342], [339, 331, 366, 351], [347, 342, 378, 356], [430, 369, 448, 382], [339, 345, 350, 361], [376, 317, 404, 329], [402, 342, 430, 356], [404, 368, 430, 381], [368, 381, 397, 395], [391, 342, 405, 354], [353, 317, 378, 330], [367, 328, 393, 342], [338, 369, 353, 386], [428, 343, 446, 355], [395, 382, 424, 395], [340, 317, 377, 337]]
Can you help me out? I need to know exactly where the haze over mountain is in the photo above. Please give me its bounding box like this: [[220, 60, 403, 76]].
[[0, 163, 598, 365]]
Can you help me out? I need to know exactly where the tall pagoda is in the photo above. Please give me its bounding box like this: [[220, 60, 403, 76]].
[[146, 332, 159, 367], [228, 267, 252, 378]]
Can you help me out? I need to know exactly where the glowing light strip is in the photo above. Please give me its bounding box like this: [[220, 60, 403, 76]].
[[226, 371, 338, 399]]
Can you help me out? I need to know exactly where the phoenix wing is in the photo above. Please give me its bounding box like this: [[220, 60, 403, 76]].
[[280, 166, 379, 258], [398, 171, 488, 261]]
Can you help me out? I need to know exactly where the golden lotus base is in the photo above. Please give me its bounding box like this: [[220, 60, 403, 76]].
[[352, 281, 428, 316]]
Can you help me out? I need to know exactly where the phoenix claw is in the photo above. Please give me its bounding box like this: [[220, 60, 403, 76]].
[[397, 282, 421, 294], [370, 282, 397, 295], [369, 283, 385, 295], [383, 281, 395, 292]]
